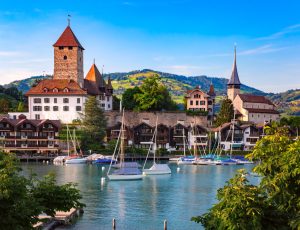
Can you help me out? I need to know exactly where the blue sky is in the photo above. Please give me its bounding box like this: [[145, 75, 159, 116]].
[[0, 0, 300, 92]]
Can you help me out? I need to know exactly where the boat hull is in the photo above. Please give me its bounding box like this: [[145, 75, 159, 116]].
[[65, 158, 87, 164], [143, 169, 171, 175], [108, 174, 143, 180]]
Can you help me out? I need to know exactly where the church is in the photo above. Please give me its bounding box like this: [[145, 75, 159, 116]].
[[227, 48, 280, 124], [23, 23, 113, 123]]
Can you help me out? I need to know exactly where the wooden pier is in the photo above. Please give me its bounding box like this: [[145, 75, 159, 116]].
[[33, 208, 83, 229]]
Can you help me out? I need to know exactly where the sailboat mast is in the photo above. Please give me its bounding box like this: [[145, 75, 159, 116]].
[[192, 123, 197, 157], [120, 110, 125, 164], [230, 110, 236, 158], [154, 116, 158, 163], [183, 128, 186, 156], [73, 129, 77, 155], [66, 125, 70, 156]]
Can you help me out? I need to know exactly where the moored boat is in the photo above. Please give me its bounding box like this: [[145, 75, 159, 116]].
[[107, 110, 143, 181]]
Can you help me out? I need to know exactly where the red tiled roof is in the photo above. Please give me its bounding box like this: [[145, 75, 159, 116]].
[[53, 26, 84, 49], [185, 88, 209, 98], [238, 94, 274, 105], [208, 84, 216, 96], [245, 108, 279, 114], [25, 79, 87, 96], [84, 64, 112, 96]]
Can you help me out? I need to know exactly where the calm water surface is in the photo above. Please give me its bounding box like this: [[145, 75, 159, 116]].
[[21, 162, 258, 230]]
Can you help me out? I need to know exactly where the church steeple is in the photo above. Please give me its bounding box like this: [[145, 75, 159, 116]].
[[228, 46, 241, 86], [227, 46, 241, 101]]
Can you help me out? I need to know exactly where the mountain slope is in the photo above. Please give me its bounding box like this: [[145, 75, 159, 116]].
[[268, 89, 300, 116]]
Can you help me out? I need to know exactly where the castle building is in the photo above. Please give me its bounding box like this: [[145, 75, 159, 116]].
[[22, 24, 113, 123], [227, 47, 279, 124]]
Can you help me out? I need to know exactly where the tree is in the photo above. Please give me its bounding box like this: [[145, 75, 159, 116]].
[[0, 151, 84, 229], [192, 126, 300, 229], [122, 86, 141, 110], [81, 96, 107, 151], [215, 98, 234, 127], [17, 101, 25, 112], [134, 74, 177, 111], [0, 98, 10, 113], [112, 95, 121, 111]]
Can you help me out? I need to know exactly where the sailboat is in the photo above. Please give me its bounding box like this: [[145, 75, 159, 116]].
[[143, 117, 171, 175], [65, 128, 87, 164], [107, 110, 143, 180], [177, 127, 195, 165]]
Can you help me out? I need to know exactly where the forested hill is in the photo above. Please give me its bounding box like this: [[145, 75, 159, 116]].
[[2, 69, 299, 115], [4, 69, 264, 97], [268, 89, 300, 116]]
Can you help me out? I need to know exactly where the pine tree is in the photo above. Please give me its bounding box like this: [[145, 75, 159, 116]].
[[215, 98, 234, 127], [81, 96, 107, 151]]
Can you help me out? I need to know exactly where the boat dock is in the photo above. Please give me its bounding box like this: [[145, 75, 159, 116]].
[[33, 208, 83, 229]]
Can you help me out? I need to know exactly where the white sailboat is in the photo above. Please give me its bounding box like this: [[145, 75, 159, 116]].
[[177, 126, 195, 165], [107, 110, 143, 180], [65, 128, 87, 164], [143, 116, 171, 175]]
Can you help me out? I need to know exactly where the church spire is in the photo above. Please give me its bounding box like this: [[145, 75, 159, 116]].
[[228, 45, 241, 85]]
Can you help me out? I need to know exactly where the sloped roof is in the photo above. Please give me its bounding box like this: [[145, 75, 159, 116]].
[[228, 47, 241, 85], [186, 87, 210, 98], [238, 94, 274, 105], [25, 79, 87, 96], [53, 26, 84, 49], [84, 64, 109, 95], [207, 84, 216, 96], [0, 118, 61, 129]]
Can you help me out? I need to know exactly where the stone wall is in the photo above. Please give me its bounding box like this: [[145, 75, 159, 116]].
[[53, 46, 84, 87]]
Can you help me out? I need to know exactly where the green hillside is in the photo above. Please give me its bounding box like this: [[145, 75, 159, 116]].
[[103, 69, 265, 104], [268, 89, 300, 116]]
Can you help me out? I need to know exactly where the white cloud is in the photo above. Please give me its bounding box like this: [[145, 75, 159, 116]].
[[0, 51, 24, 57], [256, 23, 300, 40]]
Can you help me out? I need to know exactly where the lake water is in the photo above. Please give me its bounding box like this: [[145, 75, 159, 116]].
[[21, 162, 258, 230]]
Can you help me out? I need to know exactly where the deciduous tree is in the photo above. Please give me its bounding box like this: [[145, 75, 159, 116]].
[[192, 126, 300, 229], [0, 152, 84, 229]]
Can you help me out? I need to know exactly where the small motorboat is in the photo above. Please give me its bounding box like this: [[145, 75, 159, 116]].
[[65, 157, 87, 164]]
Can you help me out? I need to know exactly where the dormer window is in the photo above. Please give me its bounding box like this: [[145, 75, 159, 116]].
[[43, 88, 48, 93], [63, 88, 69, 93], [53, 88, 58, 93]]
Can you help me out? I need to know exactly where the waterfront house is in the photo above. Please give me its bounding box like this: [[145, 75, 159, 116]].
[[0, 115, 61, 154]]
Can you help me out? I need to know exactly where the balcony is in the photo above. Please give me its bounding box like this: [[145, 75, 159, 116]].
[[21, 135, 27, 140], [21, 144, 28, 148]]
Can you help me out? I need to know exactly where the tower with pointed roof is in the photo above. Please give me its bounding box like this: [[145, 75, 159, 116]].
[[227, 47, 241, 101], [53, 24, 84, 87]]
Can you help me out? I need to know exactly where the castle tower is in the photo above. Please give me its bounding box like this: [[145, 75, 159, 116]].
[[53, 24, 84, 87], [227, 46, 241, 101]]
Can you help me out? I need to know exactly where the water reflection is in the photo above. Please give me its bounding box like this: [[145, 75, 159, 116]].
[[21, 162, 256, 230]]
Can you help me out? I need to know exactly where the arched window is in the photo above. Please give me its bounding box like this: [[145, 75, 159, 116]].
[[53, 88, 58, 93], [63, 88, 69, 93], [63, 55, 67, 60], [43, 88, 48, 93]]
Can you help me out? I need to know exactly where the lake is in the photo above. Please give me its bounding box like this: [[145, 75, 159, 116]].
[[21, 162, 258, 230]]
